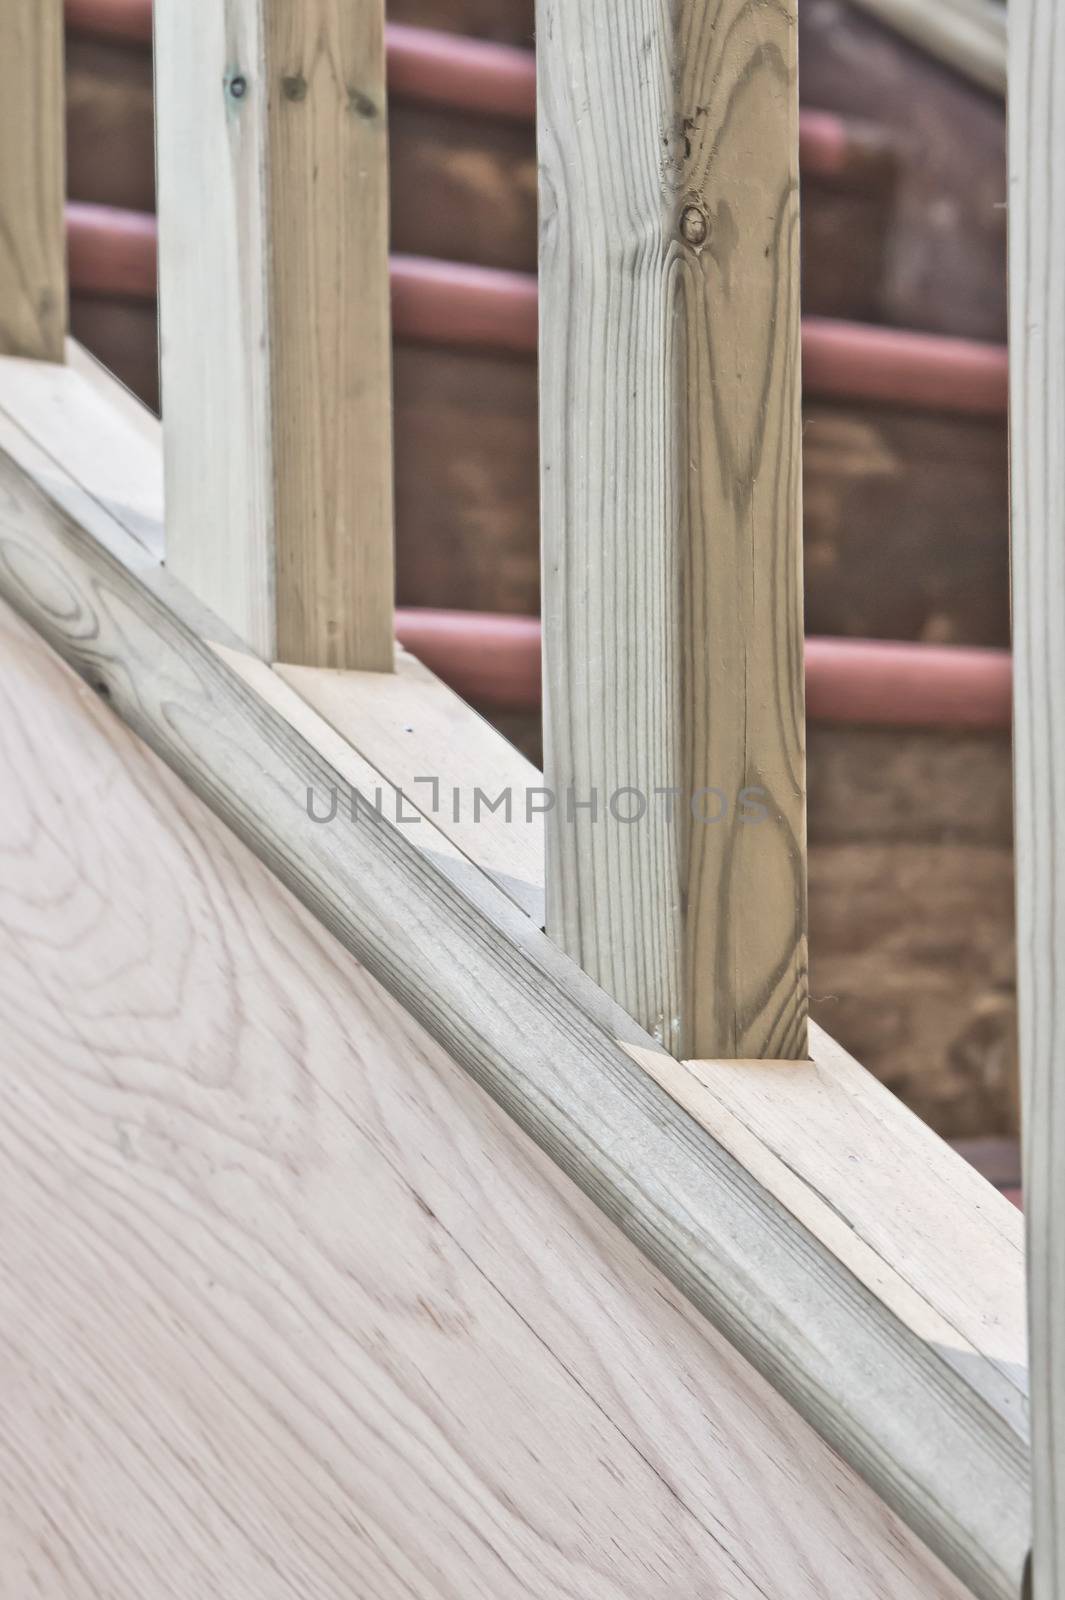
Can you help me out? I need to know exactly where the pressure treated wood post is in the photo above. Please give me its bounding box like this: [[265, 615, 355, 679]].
[[154, 0, 396, 670], [0, 0, 66, 361], [1009, 3, 1065, 1594], [537, 2, 808, 1059]]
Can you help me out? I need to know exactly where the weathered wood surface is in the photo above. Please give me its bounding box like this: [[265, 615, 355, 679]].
[[0, 0, 66, 361], [0, 351, 1030, 1598], [450, 710, 1021, 1143], [1009, 0, 1065, 1592], [538, 0, 808, 1059], [154, 0, 395, 668], [63, 295, 1011, 651], [63, 30, 894, 307], [0, 592, 983, 1600], [279, 652, 547, 924]]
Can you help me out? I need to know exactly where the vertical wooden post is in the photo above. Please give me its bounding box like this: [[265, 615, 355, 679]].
[[155, 0, 395, 670], [0, 0, 66, 361], [1009, 3, 1065, 1595], [537, 2, 807, 1059]]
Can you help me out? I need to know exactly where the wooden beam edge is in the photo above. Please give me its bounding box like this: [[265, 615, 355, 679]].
[[0, 351, 1031, 1600]]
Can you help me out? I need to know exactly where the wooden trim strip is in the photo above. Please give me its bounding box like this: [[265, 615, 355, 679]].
[[0, 348, 1030, 1600], [0, 0, 67, 361], [153, 0, 396, 671], [1008, 0, 1064, 1590], [64, 205, 1009, 417]]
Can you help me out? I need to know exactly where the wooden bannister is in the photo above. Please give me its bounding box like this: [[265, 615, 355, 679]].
[[0, 0, 66, 361], [537, 1, 808, 1060], [153, 0, 396, 670]]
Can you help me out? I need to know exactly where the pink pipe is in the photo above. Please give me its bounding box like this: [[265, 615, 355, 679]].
[[803, 637, 1012, 731], [397, 610, 1013, 730], [385, 22, 536, 123], [65, 0, 151, 43], [390, 254, 538, 356], [62, 0, 894, 179], [66, 205, 1008, 418], [802, 317, 1009, 419]]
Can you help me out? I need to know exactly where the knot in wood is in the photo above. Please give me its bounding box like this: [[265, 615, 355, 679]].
[[680, 205, 708, 248]]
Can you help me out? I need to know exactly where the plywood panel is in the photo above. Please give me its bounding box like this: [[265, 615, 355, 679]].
[[0, 596, 970, 1600]]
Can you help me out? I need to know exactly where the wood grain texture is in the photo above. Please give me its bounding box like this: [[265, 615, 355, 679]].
[[154, 0, 395, 669], [279, 651, 547, 924], [0, 0, 66, 361], [0, 597, 980, 1600], [537, 0, 808, 1059], [0, 350, 1031, 1599], [1008, 2, 1065, 1593]]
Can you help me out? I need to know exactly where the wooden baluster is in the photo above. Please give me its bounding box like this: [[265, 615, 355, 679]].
[[1009, 1, 1065, 1594], [0, 0, 66, 361], [155, 0, 395, 669], [537, 1, 808, 1058]]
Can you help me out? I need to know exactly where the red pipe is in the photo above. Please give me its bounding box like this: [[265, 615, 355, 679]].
[[65, 0, 151, 44], [63, 205, 1010, 728], [802, 317, 1008, 419], [803, 637, 1012, 731], [386, 22, 536, 123], [390, 254, 538, 356], [397, 610, 1012, 730], [67, 205, 1007, 417], [396, 610, 543, 713], [66, 202, 154, 300], [63, 0, 891, 180]]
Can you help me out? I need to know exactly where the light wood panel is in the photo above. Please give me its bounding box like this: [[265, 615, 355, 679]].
[[0, 0, 66, 360], [1009, 2, 1065, 1594], [0, 349, 1030, 1600], [0, 596, 975, 1600], [537, 0, 807, 1059], [154, 0, 395, 668], [280, 652, 546, 923]]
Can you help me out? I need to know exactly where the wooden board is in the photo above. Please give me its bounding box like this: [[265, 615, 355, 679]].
[[62, 32, 895, 306], [64, 297, 1011, 654], [537, 0, 808, 1059], [0, 581, 981, 1600], [154, 0, 395, 668], [0, 0, 66, 361], [0, 350, 1030, 1598], [1008, 0, 1065, 1592]]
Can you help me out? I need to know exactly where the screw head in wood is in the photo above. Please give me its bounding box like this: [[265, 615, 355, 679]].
[[228, 74, 248, 100]]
